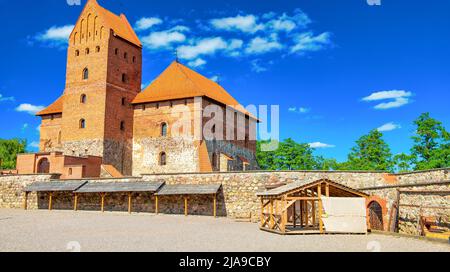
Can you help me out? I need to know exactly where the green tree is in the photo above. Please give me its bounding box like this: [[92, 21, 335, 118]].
[[393, 153, 414, 173], [411, 113, 450, 170], [256, 138, 325, 170], [0, 138, 27, 169], [345, 129, 393, 171]]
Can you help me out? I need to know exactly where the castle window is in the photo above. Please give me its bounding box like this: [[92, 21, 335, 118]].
[[122, 73, 128, 83], [120, 121, 125, 131], [212, 153, 218, 171], [161, 123, 168, 137], [121, 97, 126, 106], [68, 168, 72, 176], [156, 103, 160, 109], [82, 68, 89, 80], [80, 94, 87, 104], [96, 46, 100, 52], [115, 48, 119, 55], [79, 119, 86, 129], [75, 50, 80, 56], [85, 48, 90, 55], [124, 52, 127, 59], [159, 152, 167, 166], [132, 56, 136, 63], [184, 99, 188, 106]]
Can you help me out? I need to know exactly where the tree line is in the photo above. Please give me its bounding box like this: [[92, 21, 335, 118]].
[[257, 113, 449, 173]]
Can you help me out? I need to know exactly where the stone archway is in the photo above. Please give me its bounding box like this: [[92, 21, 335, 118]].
[[368, 201, 384, 231], [37, 158, 50, 174]]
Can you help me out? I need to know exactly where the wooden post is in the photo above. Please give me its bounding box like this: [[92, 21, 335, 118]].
[[260, 198, 264, 227], [282, 198, 287, 233], [23, 192, 28, 210], [293, 201, 297, 228], [101, 193, 105, 213], [300, 200, 303, 227], [155, 195, 159, 215], [318, 184, 324, 234], [269, 199, 274, 229], [184, 196, 188, 216], [312, 200, 316, 226], [128, 192, 132, 214], [48, 192, 53, 211], [326, 183, 330, 197], [213, 194, 217, 218], [74, 193, 78, 211]]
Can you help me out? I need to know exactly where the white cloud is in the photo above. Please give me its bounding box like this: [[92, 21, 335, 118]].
[[178, 37, 242, 60], [36, 25, 74, 45], [29, 141, 40, 149], [309, 142, 335, 149], [363, 90, 412, 110], [362, 90, 412, 101], [135, 17, 163, 31], [15, 104, 45, 115], [377, 122, 401, 132], [251, 59, 268, 73], [210, 75, 220, 82], [246, 35, 283, 54], [288, 107, 310, 114], [0, 94, 14, 102], [188, 58, 207, 68], [291, 32, 332, 54], [141, 30, 186, 49], [210, 15, 264, 33], [267, 9, 311, 33]]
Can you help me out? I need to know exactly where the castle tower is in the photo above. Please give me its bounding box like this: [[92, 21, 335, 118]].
[[37, 0, 142, 175]]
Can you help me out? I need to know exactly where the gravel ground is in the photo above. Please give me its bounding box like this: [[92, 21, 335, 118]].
[[0, 209, 448, 252]]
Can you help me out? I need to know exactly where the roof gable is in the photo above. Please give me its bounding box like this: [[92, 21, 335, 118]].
[[70, 0, 141, 47]]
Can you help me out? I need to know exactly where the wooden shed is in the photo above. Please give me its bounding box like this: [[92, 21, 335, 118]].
[[257, 179, 369, 235]]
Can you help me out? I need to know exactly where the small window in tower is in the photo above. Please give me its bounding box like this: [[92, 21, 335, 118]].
[[115, 48, 119, 55], [124, 52, 127, 59], [142, 104, 146, 111], [85, 48, 90, 55], [132, 56, 136, 63], [122, 73, 128, 83], [82, 68, 89, 80], [75, 50, 80, 56], [159, 152, 167, 166], [184, 99, 188, 106], [68, 168, 72, 176], [121, 97, 126, 106], [80, 94, 87, 104], [161, 123, 168, 137], [156, 103, 160, 109], [79, 119, 86, 129], [120, 121, 125, 131], [96, 46, 100, 52]]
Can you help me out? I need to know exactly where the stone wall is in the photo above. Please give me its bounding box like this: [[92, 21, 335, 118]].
[[360, 168, 449, 235], [0, 174, 61, 209], [0, 169, 448, 235]]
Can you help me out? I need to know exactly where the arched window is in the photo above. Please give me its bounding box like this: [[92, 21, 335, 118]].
[[96, 46, 100, 52], [159, 152, 167, 166], [79, 119, 86, 129], [75, 50, 80, 56], [120, 121, 125, 131], [82, 68, 89, 80], [161, 123, 168, 137], [121, 73, 127, 83], [85, 48, 90, 55], [37, 158, 50, 174], [80, 94, 87, 104], [68, 168, 73, 176]]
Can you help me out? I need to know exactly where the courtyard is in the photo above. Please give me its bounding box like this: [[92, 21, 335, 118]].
[[0, 209, 448, 252]]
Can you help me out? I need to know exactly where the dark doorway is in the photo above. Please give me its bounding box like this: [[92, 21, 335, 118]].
[[37, 158, 50, 174], [368, 201, 384, 231]]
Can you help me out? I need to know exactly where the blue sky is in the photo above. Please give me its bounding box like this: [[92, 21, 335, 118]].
[[0, 0, 449, 162]]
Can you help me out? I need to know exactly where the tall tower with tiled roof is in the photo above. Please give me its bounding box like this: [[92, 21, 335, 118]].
[[37, 0, 142, 175]]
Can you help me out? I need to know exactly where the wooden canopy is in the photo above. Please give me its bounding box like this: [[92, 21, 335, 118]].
[[257, 179, 368, 235], [24, 181, 87, 192], [74, 181, 165, 193]]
